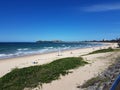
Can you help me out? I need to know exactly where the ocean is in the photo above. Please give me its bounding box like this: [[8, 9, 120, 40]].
[[0, 42, 104, 59]]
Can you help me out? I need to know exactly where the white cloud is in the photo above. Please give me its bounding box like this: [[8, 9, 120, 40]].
[[82, 3, 120, 12]]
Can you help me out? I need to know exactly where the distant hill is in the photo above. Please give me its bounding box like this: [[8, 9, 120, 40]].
[[36, 40, 63, 43]]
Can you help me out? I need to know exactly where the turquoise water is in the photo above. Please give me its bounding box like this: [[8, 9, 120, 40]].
[[0, 42, 103, 59]]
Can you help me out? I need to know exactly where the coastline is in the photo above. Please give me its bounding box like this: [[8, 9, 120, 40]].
[[0, 42, 117, 78], [0, 42, 110, 61], [0, 42, 104, 60]]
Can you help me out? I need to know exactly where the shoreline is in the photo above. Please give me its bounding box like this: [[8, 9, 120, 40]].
[[0, 43, 117, 78], [0, 42, 105, 60], [0, 42, 110, 61]]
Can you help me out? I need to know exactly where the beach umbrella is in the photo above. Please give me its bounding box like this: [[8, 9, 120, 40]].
[[58, 47, 62, 56]]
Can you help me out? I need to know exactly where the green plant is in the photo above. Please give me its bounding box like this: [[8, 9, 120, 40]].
[[89, 47, 114, 54], [0, 57, 88, 90], [80, 76, 109, 88]]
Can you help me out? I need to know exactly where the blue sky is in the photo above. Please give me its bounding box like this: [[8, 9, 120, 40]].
[[0, 0, 120, 42]]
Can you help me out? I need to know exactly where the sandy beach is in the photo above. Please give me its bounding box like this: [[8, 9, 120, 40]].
[[0, 43, 118, 90], [1, 0, 120, 89], [37, 52, 119, 90]]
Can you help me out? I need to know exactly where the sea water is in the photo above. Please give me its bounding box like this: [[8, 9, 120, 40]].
[[0, 42, 104, 59]]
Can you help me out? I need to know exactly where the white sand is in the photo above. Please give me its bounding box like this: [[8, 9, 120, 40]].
[[0, 43, 118, 90], [36, 52, 117, 90]]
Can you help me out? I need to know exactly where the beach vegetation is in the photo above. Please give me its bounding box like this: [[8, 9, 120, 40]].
[[0, 57, 88, 90], [80, 76, 109, 88], [89, 47, 114, 54], [82, 47, 115, 56]]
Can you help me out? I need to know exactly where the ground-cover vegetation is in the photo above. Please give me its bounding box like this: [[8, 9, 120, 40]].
[[0, 57, 88, 90]]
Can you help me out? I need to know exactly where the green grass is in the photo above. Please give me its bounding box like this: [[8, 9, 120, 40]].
[[80, 76, 109, 88], [82, 48, 120, 56], [89, 47, 114, 54], [91, 48, 120, 54], [0, 57, 88, 90], [81, 48, 115, 56]]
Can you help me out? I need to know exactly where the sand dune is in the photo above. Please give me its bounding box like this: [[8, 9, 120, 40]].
[[0, 43, 118, 90]]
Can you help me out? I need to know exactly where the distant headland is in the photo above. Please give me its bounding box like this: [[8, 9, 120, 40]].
[[36, 40, 63, 43], [36, 38, 120, 43]]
